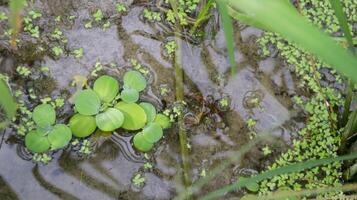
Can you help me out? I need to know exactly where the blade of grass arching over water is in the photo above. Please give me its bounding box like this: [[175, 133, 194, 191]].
[[169, 0, 192, 198], [199, 153, 357, 200], [174, 134, 270, 200], [216, 0, 237, 75], [225, 0, 357, 84], [239, 183, 357, 200], [328, 0, 354, 49], [226, 7, 268, 31], [328, 0, 356, 128], [9, 0, 26, 48], [0, 79, 17, 129], [340, 108, 357, 152]]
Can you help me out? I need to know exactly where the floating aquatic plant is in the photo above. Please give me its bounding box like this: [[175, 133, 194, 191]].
[[69, 71, 171, 152], [25, 104, 72, 153]]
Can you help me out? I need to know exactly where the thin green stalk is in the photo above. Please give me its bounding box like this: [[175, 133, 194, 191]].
[[169, 0, 192, 198], [328, 0, 356, 128], [199, 153, 357, 200], [328, 0, 354, 50], [342, 82, 354, 127], [190, 0, 214, 35], [9, 0, 26, 48], [216, 0, 237, 75]]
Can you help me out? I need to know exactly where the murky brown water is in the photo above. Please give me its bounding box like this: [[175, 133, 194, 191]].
[[0, 1, 303, 199]]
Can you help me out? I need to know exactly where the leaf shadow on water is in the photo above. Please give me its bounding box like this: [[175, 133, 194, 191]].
[[0, 175, 19, 200], [32, 165, 80, 200], [57, 144, 121, 199]]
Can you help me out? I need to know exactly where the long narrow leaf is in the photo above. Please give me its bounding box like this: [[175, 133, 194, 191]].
[[0, 79, 17, 129], [328, 0, 354, 50], [328, 0, 355, 127], [9, 0, 26, 48], [200, 153, 357, 200], [216, 0, 237, 75], [226, 0, 357, 83]]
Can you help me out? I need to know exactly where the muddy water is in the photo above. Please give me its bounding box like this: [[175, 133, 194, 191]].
[[0, 1, 302, 200]]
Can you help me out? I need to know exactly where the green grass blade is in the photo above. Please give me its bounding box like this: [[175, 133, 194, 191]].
[[199, 153, 357, 200], [341, 109, 357, 148], [0, 79, 17, 129], [227, 7, 268, 31], [216, 0, 237, 75], [240, 183, 357, 200], [328, 0, 355, 127], [226, 0, 357, 83], [328, 0, 354, 50], [174, 134, 269, 200], [190, 0, 214, 35], [9, 0, 26, 47]]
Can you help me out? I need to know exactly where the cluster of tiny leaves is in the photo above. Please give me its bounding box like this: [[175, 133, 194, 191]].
[[257, 0, 357, 198], [164, 0, 200, 26]]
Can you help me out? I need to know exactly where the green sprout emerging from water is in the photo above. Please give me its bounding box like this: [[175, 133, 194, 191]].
[[22, 10, 42, 38], [132, 173, 145, 187], [103, 21, 111, 30], [164, 41, 177, 57], [79, 139, 92, 155], [32, 153, 52, 164], [262, 145, 272, 156], [93, 9, 103, 22], [50, 28, 63, 39], [116, 3, 127, 13], [84, 21, 92, 29], [143, 9, 161, 22], [131, 59, 149, 75], [52, 46, 63, 57], [247, 118, 256, 129], [0, 12, 8, 21], [73, 48, 84, 59], [16, 66, 31, 77]]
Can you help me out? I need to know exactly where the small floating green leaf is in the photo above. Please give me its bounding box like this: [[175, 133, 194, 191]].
[[133, 132, 153, 152], [115, 102, 147, 130], [154, 114, 171, 129], [25, 130, 51, 153], [142, 123, 163, 143], [96, 108, 124, 131], [123, 70, 147, 92], [139, 102, 156, 123], [93, 75, 119, 102], [121, 88, 139, 103], [48, 124, 72, 150], [74, 89, 101, 116], [32, 104, 56, 128], [69, 114, 97, 137]]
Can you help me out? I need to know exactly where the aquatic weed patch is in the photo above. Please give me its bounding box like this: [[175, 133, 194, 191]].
[[256, 0, 357, 197]]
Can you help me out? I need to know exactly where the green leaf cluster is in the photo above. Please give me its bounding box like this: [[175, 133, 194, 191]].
[[70, 71, 171, 152], [25, 104, 72, 153]]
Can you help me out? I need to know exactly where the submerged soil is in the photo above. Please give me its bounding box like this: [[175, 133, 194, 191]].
[[0, 1, 304, 199]]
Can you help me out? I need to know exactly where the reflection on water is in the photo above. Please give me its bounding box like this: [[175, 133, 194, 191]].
[[0, 1, 303, 199]]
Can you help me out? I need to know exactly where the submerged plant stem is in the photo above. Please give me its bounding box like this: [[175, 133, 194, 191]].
[[169, 0, 192, 198]]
